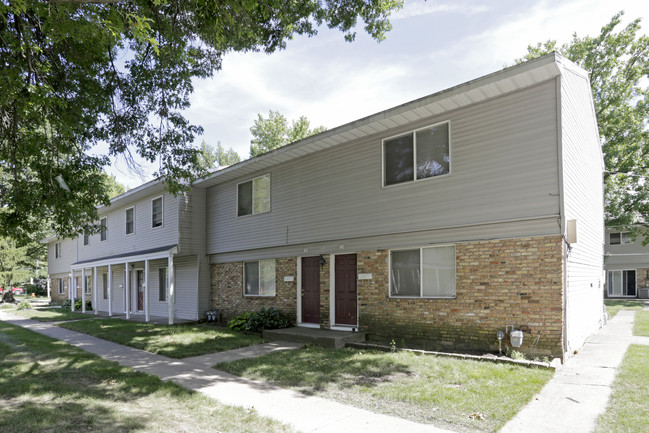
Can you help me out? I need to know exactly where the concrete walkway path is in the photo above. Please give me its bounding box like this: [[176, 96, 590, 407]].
[[0, 311, 453, 433], [500, 310, 635, 433]]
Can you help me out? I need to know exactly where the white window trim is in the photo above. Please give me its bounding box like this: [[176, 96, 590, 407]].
[[381, 120, 451, 188], [83, 230, 89, 246], [609, 231, 632, 245], [100, 217, 107, 242], [151, 196, 164, 229], [236, 173, 271, 218], [102, 273, 108, 300], [84, 275, 92, 294], [607, 269, 637, 297], [158, 266, 168, 303], [58, 279, 64, 294], [389, 244, 457, 299], [243, 259, 276, 297], [55, 242, 61, 259], [125, 206, 135, 235]]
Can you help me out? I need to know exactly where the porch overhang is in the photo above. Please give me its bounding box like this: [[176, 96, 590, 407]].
[[70, 244, 178, 270]]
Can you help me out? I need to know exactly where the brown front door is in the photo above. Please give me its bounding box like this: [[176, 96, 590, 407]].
[[301, 257, 320, 324], [136, 270, 144, 311], [335, 254, 357, 326]]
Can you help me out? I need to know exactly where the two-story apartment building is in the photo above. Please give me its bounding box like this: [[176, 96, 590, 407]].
[[44, 182, 210, 323], [45, 52, 604, 359], [604, 229, 649, 299]]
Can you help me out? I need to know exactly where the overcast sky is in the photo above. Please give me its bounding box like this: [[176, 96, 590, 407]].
[[107, 0, 649, 188]]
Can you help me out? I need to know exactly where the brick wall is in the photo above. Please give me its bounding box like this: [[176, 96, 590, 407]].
[[211, 257, 297, 322], [358, 236, 565, 357], [50, 277, 69, 303]]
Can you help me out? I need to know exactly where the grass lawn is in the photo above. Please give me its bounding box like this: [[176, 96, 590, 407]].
[[595, 345, 649, 432], [58, 318, 264, 358], [0, 321, 293, 433], [604, 299, 645, 318], [9, 308, 94, 322], [216, 346, 554, 432], [633, 311, 649, 336]]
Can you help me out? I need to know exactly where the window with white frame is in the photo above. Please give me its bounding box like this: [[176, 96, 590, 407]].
[[55, 242, 61, 259], [158, 267, 167, 302], [58, 279, 64, 294], [100, 217, 107, 241], [390, 245, 456, 298], [238, 174, 270, 217], [102, 273, 108, 300], [609, 232, 632, 245], [126, 207, 134, 235], [85, 275, 91, 294], [383, 121, 450, 186], [244, 259, 276, 296], [608, 270, 636, 297], [152, 197, 163, 228], [83, 230, 89, 246]]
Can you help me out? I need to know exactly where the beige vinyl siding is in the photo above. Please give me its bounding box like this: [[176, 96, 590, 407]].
[[559, 68, 605, 354], [206, 80, 561, 255], [173, 256, 199, 320], [75, 192, 179, 262], [605, 232, 649, 268], [47, 238, 77, 275], [178, 188, 207, 256]]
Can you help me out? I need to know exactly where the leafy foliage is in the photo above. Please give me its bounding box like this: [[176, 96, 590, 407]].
[[517, 11, 649, 236], [1, 0, 402, 242], [250, 110, 328, 157], [0, 236, 46, 287], [226, 308, 293, 332], [196, 140, 241, 170]]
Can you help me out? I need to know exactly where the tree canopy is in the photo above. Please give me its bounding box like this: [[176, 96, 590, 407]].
[[0, 0, 402, 243], [518, 11, 649, 235], [250, 110, 327, 157], [197, 140, 241, 170]]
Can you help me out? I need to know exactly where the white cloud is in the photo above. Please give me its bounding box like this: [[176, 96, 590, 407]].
[[394, 1, 490, 20]]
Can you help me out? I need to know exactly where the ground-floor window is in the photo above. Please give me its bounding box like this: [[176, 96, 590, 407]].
[[390, 245, 456, 298], [608, 270, 636, 297], [58, 279, 64, 295], [158, 267, 167, 302], [244, 259, 276, 296], [85, 275, 92, 294]]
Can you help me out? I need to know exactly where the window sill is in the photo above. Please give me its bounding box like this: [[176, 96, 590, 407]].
[[389, 295, 456, 300]]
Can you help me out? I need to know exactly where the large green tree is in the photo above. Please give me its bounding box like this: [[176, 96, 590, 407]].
[[0, 0, 402, 242], [197, 140, 240, 170], [518, 11, 649, 235], [250, 110, 327, 157]]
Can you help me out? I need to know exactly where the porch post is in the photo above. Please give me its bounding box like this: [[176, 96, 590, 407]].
[[70, 269, 75, 311], [108, 264, 113, 317], [81, 268, 86, 313], [125, 262, 130, 320], [47, 278, 51, 299], [93, 266, 98, 315], [168, 253, 175, 325], [144, 259, 150, 322]]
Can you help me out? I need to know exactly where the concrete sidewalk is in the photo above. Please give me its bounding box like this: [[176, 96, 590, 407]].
[[0, 311, 453, 433], [500, 310, 635, 433]]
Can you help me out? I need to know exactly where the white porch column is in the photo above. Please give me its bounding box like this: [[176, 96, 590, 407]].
[[93, 266, 98, 315], [70, 270, 75, 311], [108, 264, 113, 317], [47, 278, 51, 299], [125, 262, 130, 320], [81, 268, 86, 313], [168, 253, 175, 325], [144, 260, 150, 322]]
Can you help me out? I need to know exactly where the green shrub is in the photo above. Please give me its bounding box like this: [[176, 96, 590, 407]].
[[24, 284, 47, 297], [227, 312, 253, 331], [62, 299, 91, 311], [245, 308, 292, 332], [17, 301, 31, 310]]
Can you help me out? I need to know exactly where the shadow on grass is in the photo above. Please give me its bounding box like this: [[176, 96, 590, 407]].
[[605, 299, 646, 308], [0, 322, 199, 433], [57, 319, 263, 358], [217, 346, 413, 395]]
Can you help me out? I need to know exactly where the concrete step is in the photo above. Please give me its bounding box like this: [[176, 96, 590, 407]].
[[263, 326, 366, 349]]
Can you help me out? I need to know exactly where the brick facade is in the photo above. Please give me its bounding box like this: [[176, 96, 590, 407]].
[[50, 277, 69, 303], [211, 257, 297, 322], [210, 235, 565, 356]]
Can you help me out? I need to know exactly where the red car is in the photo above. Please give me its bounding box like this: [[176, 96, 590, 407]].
[[0, 287, 24, 295]]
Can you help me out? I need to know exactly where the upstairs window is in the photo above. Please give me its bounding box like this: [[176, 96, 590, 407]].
[[238, 174, 270, 217], [383, 121, 450, 186], [126, 207, 134, 235], [55, 242, 61, 258], [83, 230, 89, 246], [100, 217, 107, 241], [152, 197, 163, 228], [610, 232, 632, 245]]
